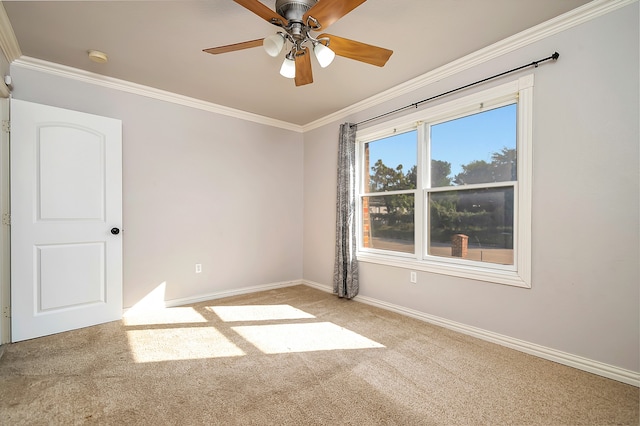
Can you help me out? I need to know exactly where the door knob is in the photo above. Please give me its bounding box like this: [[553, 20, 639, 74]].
[[110, 227, 120, 235]]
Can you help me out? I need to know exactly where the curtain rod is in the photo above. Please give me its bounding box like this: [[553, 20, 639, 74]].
[[351, 51, 560, 128]]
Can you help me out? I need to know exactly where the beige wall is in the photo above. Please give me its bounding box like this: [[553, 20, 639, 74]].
[[303, 3, 639, 372], [10, 66, 304, 308]]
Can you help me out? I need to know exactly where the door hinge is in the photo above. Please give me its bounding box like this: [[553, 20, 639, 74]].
[[1, 120, 9, 133], [2, 306, 9, 319], [1, 213, 9, 226]]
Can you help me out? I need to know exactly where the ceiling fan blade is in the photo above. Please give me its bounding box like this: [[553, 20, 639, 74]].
[[203, 39, 264, 55], [294, 47, 313, 86], [233, 0, 288, 26], [320, 34, 393, 67], [304, 0, 366, 30]]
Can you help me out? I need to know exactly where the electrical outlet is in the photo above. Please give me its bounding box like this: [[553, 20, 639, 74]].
[[410, 271, 417, 283], [195, 264, 202, 273]]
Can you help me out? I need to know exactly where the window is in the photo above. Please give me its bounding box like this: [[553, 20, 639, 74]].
[[362, 130, 417, 254], [356, 76, 533, 287]]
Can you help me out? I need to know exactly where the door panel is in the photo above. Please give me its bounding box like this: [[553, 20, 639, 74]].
[[38, 242, 105, 311], [38, 126, 105, 220], [11, 99, 122, 342]]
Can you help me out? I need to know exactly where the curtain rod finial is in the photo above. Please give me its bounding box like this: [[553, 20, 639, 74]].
[[552, 52, 560, 60]]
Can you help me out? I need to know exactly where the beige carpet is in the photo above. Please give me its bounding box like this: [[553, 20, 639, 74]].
[[0, 285, 637, 425]]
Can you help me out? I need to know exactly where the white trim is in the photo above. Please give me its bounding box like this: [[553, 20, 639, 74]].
[[122, 279, 303, 314], [302, 279, 334, 294], [357, 254, 528, 288], [0, 82, 8, 99], [0, 98, 8, 344], [11, 57, 303, 133], [301, 279, 640, 387], [0, 2, 21, 63], [302, 0, 637, 132], [516, 75, 534, 286]]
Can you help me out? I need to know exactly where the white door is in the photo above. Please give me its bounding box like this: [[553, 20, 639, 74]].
[[10, 99, 122, 342]]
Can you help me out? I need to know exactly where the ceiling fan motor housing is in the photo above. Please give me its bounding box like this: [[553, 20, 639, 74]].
[[275, 0, 317, 22]]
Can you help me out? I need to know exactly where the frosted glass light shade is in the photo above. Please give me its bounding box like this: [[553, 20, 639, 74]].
[[280, 57, 296, 78], [263, 34, 285, 57], [314, 43, 335, 68]]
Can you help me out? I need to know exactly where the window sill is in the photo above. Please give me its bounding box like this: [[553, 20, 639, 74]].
[[357, 252, 531, 288]]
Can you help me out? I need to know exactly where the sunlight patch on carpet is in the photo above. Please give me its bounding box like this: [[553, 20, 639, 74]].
[[126, 327, 245, 362], [208, 304, 316, 322], [232, 322, 385, 354]]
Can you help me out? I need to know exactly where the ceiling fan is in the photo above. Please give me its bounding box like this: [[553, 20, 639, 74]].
[[203, 0, 393, 86]]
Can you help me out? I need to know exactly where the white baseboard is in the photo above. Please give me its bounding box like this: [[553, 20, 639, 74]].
[[302, 279, 334, 294], [122, 277, 638, 387], [163, 279, 304, 308], [301, 279, 639, 387], [123, 279, 303, 314]]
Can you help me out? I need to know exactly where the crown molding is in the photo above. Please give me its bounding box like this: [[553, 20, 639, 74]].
[[1, 0, 635, 131], [1, 0, 301, 130], [12, 57, 304, 132], [0, 2, 21, 62], [0, 78, 7, 98], [302, 0, 638, 132]]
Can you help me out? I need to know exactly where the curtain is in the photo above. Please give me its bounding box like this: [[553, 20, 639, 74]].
[[333, 122, 359, 299]]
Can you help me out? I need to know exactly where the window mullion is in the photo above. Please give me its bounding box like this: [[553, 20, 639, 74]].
[[361, 189, 416, 197], [414, 122, 426, 260], [355, 141, 364, 252], [426, 181, 517, 193]]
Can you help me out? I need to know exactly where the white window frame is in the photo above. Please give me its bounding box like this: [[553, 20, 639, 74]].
[[356, 75, 533, 288]]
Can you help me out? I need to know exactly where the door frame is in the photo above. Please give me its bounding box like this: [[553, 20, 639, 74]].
[[0, 96, 9, 345]]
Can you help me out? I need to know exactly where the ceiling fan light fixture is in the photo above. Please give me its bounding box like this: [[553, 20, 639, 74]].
[[263, 33, 286, 57], [280, 54, 296, 78], [313, 43, 335, 68]]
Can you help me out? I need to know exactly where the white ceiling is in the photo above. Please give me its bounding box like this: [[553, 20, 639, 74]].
[[2, 0, 591, 126]]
